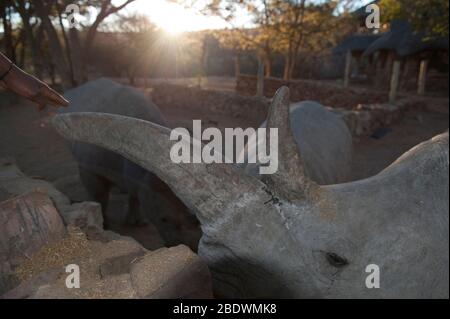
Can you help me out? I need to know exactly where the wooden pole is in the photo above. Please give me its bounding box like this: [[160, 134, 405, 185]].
[[373, 52, 384, 87], [417, 59, 428, 95], [256, 55, 264, 97], [234, 55, 241, 78], [344, 50, 352, 87], [389, 60, 401, 103]]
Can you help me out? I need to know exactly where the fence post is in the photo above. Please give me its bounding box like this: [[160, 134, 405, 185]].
[[389, 60, 401, 103], [344, 50, 352, 87], [256, 56, 264, 97], [417, 59, 428, 95]]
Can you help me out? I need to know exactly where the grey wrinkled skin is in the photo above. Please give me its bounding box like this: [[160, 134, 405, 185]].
[[53, 87, 449, 298], [238, 101, 352, 185], [60, 78, 168, 226]]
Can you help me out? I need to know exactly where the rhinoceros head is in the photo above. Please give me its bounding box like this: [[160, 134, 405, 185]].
[[53, 87, 449, 298]]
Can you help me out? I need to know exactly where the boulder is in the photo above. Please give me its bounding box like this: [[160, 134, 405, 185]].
[[0, 158, 70, 211], [0, 191, 66, 294]]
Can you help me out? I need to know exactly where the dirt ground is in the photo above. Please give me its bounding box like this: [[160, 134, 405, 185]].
[[1, 86, 448, 250]]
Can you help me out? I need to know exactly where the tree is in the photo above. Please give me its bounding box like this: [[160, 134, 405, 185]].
[[214, 28, 251, 77], [272, 0, 307, 80], [105, 13, 158, 85], [380, 0, 449, 37], [176, 0, 279, 76], [13, 1, 44, 78], [0, 0, 17, 64], [31, 0, 136, 88], [34, 0, 73, 89]]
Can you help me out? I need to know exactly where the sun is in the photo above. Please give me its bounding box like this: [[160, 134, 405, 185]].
[[128, 0, 227, 34], [152, 2, 191, 35]]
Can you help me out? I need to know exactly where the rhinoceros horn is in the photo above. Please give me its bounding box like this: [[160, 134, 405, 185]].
[[52, 111, 273, 226], [264, 86, 316, 200], [52, 87, 313, 221]]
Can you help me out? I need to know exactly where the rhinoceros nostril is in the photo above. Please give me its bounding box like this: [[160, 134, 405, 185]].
[[326, 252, 349, 268]]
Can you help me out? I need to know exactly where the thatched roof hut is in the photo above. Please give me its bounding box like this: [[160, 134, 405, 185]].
[[364, 20, 449, 57], [333, 34, 381, 56]]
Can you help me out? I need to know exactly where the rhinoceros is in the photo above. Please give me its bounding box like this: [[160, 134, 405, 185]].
[[238, 100, 352, 185], [53, 87, 449, 298], [60, 78, 168, 227]]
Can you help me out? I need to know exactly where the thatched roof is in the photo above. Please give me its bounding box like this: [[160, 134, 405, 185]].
[[333, 33, 381, 55], [364, 20, 449, 57]]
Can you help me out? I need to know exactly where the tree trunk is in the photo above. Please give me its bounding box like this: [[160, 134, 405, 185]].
[[69, 28, 84, 86], [26, 28, 42, 76], [15, 3, 43, 78], [0, 2, 16, 63], [57, 8, 74, 86], [17, 31, 26, 67], [34, 0, 72, 89]]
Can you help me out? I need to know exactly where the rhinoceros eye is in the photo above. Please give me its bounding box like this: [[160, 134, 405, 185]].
[[326, 252, 349, 268]]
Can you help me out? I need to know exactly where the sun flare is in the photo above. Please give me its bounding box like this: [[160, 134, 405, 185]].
[[128, 0, 227, 34], [151, 1, 191, 35]]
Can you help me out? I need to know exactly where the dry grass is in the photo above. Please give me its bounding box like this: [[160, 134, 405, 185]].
[[15, 227, 91, 282]]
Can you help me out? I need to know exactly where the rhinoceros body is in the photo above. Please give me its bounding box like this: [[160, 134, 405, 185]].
[[60, 78, 167, 225]]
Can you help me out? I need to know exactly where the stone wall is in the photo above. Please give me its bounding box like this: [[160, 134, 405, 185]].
[[236, 75, 387, 109], [329, 102, 406, 136], [151, 83, 269, 126], [150, 81, 445, 137]]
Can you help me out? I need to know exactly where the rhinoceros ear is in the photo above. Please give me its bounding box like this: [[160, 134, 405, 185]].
[[264, 86, 316, 200], [53, 112, 265, 225]]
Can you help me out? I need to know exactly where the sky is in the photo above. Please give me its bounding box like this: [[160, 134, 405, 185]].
[[121, 0, 234, 34], [0, 0, 374, 34], [120, 0, 374, 34]]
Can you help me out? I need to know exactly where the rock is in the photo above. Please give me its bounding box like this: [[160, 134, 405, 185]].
[[99, 251, 144, 278], [60, 201, 104, 230], [0, 158, 70, 211], [84, 226, 123, 243], [1, 268, 64, 299], [130, 245, 213, 299], [0, 191, 66, 294], [0, 158, 104, 231]]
